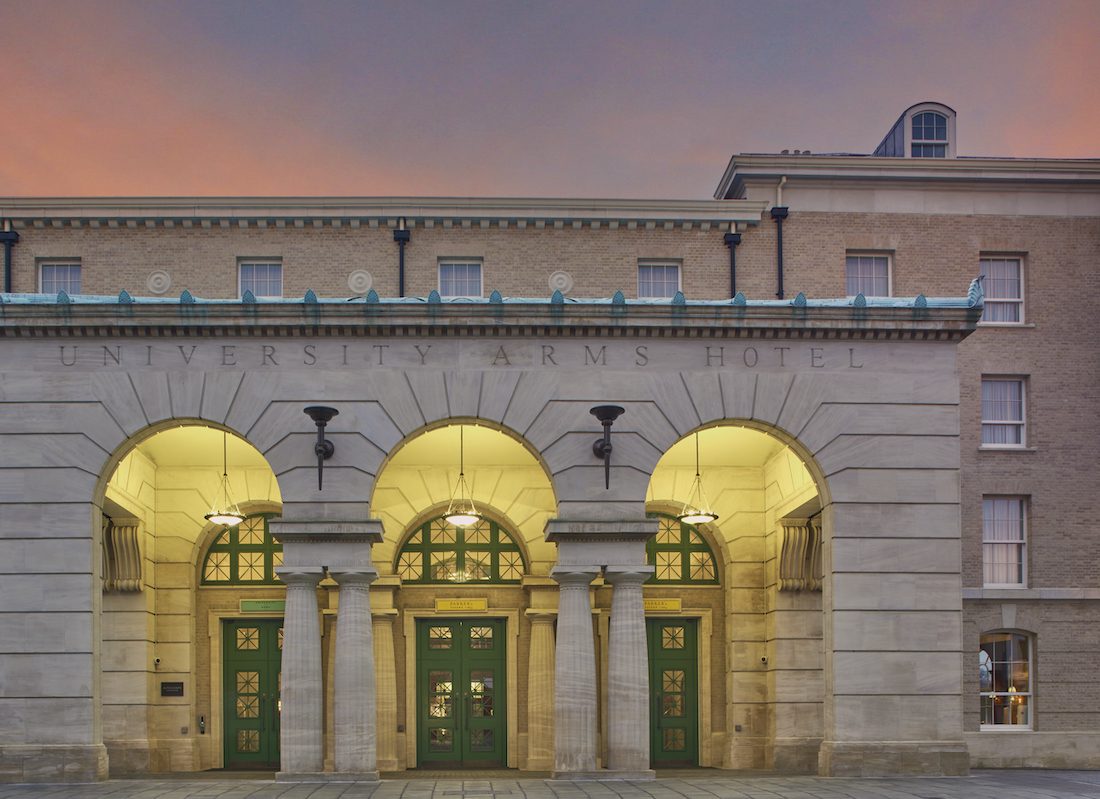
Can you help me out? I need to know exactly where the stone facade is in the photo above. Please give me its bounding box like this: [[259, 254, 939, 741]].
[[0, 115, 1097, 782]]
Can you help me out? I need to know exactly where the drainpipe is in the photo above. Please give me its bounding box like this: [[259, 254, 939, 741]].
[[771, 177, 789, 300], [1, 220, 19, 294], [723, 223, 742, 297], [393, 217, 410, 297]]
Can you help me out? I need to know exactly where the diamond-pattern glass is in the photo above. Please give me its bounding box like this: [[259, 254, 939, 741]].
[[469, 626, 494, 649], [204, 551, 230, 581], [662, 728, 686, 751], [200, 513, 282, 585], [236, 671, 259, 692], [430, 519, 456, 544], [238, 517, 264, 545], [662, 694, 684, 717], [465, 521, 490, 544], [237, 729, 261, 753], [655, 551, 679, 581], [429, 626, 453, 649], [236, 695, 259, 718], [396, 514, 525, 583], [466, 550, 490, 581], [470, 728, 494, 751], [499, 551, 523, 581], [662, 627, 685, 650], [398, 551, 422, 581], [647, 513, 719, 585], [239, 551, 264, 581], [690, 552, 716, 581], [429, 727, 453, 751], [236, 629, 259, 651], [431, 551, 458, 581], [428, 671, 453, 718], [663, 669, 685, 691], [656, 518, 678, 544]]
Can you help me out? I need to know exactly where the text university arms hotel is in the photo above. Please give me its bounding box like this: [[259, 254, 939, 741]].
[[0, 103, 1097, 781]]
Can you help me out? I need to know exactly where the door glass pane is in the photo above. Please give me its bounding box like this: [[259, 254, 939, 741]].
[[429, 626, 453, 649], [236, 695, 260, 718], [429, 727, 453, 751], [663, 728, 686, 751], [429, 671, 453, 718], [470, 728, 494, 752], [663, 669, 684, 691], [237, 729, 260, 753], [470, 669, 494, 717], [662, 694, 684, 717], [236, 671, 259, 693], [662, 627, 685, 650], [469, 626, 494, 649], [236, 627, 259, 650]]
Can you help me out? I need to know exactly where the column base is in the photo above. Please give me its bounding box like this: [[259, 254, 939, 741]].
[[276, 771, 381, 782], [818, 740, 969, 776], [0, 744, 108, 782], [549, 769, 656, 781]]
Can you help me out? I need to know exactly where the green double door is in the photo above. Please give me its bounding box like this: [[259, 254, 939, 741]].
[[223, 619, 282, 768], [417, 619, 506, 766], [648, 618, 699, 766]]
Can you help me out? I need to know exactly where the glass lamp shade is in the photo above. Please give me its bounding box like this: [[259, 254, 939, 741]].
[[205, 510, 245, 527], [678, 509, 719, 525], [444, 473, 481, 527], [677, 472, 718, 525]]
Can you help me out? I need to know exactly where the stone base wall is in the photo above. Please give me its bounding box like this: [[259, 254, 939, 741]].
[[819, 740, 969, 777], [0, 744, 108, 782], [966, 732, 1100, 769]]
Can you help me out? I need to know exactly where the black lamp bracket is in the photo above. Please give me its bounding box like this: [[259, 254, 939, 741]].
[[590, 405, 625, 490], [304, 406, 339, 490]]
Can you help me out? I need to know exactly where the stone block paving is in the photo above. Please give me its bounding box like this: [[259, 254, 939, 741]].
[[3, 772, 1100, 799]]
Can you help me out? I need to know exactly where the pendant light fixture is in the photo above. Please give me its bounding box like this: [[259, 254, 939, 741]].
[[677, 432, 718, 525], [204, 430, 244, 527], [444, 426, 481, 527]]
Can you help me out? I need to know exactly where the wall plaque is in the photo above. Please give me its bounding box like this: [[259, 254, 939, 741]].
[[160, 682, 184, 697], [644, 598, 682, 612], [240, 599, 286, 613], [435, 598, 489, 612]]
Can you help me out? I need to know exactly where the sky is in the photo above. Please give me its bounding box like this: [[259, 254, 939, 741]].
[[2, 0, 1098, 199]]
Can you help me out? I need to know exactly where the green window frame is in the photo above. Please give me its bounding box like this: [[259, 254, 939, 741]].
[[396, 516, 526, 584], [201, 513, 283, 585], [646, 513, 719, 584]]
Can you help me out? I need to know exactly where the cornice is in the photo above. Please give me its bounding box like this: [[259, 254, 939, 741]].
[[0, 196, 767, 230]]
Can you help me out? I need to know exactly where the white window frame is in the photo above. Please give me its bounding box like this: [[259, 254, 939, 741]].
[[637, 260, 681, 299], [238, 259, 283, 299], [980, 377, 1026, 449], [982, 496, 1027, 588], [980, 256, 1025, 325], [438, 259, 483, 298], [844, 252, 892, 297], [979, 631, 1033, 730], [911, 111, 949, 158], [38, 259, 82, 295]]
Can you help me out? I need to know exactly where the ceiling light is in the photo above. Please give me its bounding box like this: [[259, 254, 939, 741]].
[[444, 426, 482, 527], [677, 432, 718, 525], [204, 430, 244, 528]]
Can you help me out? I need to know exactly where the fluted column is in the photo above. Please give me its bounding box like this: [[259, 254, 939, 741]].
[[276, 568, 324, 776], [526, 611, 556, 771], [372, 610, 399, 771], [331, 568, 379, 777], [605, 567, 654, 775], [551, 567, 599, 776]]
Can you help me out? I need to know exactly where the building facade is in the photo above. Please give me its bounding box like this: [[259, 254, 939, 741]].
[[0, 104, 1098, 782]]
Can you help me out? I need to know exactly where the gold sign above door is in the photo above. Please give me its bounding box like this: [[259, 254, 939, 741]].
[[435, 598, 489, 612]]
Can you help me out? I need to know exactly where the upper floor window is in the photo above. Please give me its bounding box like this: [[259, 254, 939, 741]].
[[201, 513, 283, 585], [638, 261, 681, 299], [981, 257, 1023, 323], [983, 496, 1027, 587], [646, 514, 719, 584], [980, 632, 1032, 728], [239, 260, 283, 298], [911, 111, 948, 157], [39, 260, 82, 295], [439, 260, 482, 298], [981, 378, 1025, 447], [845, 254, 890, 297], [395, 516, 525, 583]]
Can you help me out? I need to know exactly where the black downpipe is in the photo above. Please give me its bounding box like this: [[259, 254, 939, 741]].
[[770, 206, 789, 299], [723, 231, 742, 297], [1, 228, 19, 294], [393, 218, 410, 297]]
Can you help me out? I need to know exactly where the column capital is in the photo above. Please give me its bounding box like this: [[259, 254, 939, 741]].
[[329, 568, 379, 588], [604, 566, 654, 585], [550, 566, 601, 587], [276, 567, 325, 588], [525, 610, 558, 623]]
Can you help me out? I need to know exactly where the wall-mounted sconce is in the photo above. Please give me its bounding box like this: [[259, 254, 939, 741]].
[[590, 405, 625, 489], [303, 406, 338, 490]]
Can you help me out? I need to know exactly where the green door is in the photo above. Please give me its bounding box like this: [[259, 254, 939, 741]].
[[647, 618, 698, 766], [417, 619, 506, 766], [223, 619, 282, 768]]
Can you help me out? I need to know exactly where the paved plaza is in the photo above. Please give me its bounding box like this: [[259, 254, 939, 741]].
[[3, 771, 1100, 799]]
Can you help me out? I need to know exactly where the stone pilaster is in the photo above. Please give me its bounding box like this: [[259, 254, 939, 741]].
[[372, 610, 399, 772], [331, 568, 380, 779], [525, 611, 556, 771], [275, 568, 324, 778], [605, 567, 655, 777], [550, 567, 600, 777]]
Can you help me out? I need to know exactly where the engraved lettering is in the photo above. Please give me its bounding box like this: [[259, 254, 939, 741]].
[[584, 345, 607, 366], [262, 345, 278, 366], [372, 344, 389, 365], [705, 346, 725, 367], [743, 347, 758, 367], [810, 347, 825, 368], [635, 345, 649, 366], [414, 345, 432, 365], [102, 346, 121, 366], [542, 345, 557, 366], [221, 345, 236, 366], [774, 346, 790, 367], [60, 346, 77, 366], [177, 345, 197, 364], [849, 347, 863, 368], [492, 346, 511, 366], [303, 344, 316, 366]]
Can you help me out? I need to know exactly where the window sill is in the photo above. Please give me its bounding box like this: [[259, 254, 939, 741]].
[[978, 446, 1036, 453], [979, 726, 1033, 732], [977, 322, 1035, 329]]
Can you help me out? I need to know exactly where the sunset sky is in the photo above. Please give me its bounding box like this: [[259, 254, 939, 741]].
[[3, 0, 1098, 198]]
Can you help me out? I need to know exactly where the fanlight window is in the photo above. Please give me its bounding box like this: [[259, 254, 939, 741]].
[[201, 514, 283, 585], [647, 514, 719, 584], [396, 516, 526, 583]]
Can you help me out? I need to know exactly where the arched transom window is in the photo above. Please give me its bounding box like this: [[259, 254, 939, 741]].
[[911, 111, 948, 157], [647, 514, 719, 584], [396, 516, 526, 584], [201, 514, 283, 585]]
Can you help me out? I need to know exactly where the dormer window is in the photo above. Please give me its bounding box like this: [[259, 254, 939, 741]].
[[911, 111, 948, 157]]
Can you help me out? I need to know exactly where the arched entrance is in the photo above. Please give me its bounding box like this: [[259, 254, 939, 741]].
[[97, 423, 281, 774], [645, 422, 826, 771]]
